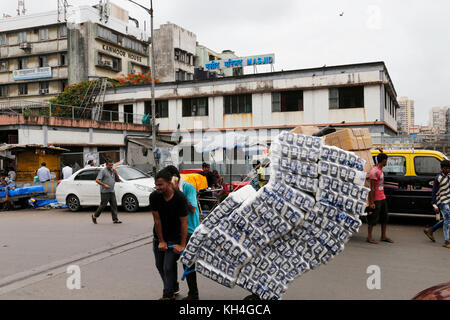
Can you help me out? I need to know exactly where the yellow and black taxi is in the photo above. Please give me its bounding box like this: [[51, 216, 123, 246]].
[[371, 149, 448, 217]]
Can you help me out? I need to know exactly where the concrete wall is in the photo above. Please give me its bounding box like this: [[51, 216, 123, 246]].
[[153, 23, 197, 82], [103, 65, 397, 133], [68, 25, 88, 84]]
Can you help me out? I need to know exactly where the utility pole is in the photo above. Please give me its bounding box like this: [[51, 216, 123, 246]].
[[127, 0, 157, 176], [149, 0, 157, 177]]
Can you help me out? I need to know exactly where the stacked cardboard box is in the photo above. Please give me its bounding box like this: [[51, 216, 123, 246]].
[[324, 128, 373, 151], [355, 150, 375, 176], [323, 128, 374, 175], [290, 125, 319, 136]]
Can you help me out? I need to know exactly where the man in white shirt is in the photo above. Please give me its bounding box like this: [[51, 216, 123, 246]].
[[37, 162, 51, 182], [7, 167, 16, 182], [62, 163, 73, 179]]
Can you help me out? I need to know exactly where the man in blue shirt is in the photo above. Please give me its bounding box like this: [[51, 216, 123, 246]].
[[165, 165, 200, 300]]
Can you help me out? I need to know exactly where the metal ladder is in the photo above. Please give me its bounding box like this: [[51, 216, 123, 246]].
[[78, 78, 109, 121]]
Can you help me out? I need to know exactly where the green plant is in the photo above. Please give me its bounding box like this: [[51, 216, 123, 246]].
[[23, 106, 31, 118]]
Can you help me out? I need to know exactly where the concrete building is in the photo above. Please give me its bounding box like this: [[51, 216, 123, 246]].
[[447, 108, 450, 134], [195, 46, 243, 79], [101, 61, 399, 165], [152, 23, 196, 82], [429, 106, 450, 134], [397, 97, 414, 134], [0, 4, 150, 103]]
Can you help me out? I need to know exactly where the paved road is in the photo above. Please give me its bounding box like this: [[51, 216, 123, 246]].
[[0, 209, 448, 300]]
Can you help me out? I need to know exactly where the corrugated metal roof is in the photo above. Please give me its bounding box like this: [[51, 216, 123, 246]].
[[0, 144, 69, 152]]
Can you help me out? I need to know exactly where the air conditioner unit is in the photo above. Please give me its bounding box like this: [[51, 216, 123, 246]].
[[39, 88, 49, 94], [99, 60, 112, 67], [19, 42, 31, 50]]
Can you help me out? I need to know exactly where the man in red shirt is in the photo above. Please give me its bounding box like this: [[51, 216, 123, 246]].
[[367, 153, 394, 244]]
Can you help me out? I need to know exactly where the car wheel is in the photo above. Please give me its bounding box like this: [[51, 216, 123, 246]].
[[123, 194, 139, 212], [66, 194, 81, 212]]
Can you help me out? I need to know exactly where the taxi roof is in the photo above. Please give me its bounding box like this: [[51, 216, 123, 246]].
[[371, 149, 447, 158]]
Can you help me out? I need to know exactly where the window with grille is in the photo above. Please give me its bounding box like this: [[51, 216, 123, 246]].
[[0, 85, 8, 97], [59, 25, 68, 38], [144, 100, 169, 118], [18, 83, 28, 95], [17, 31, 27, 43], [224, 94, 252, 114], [272, 91, 304, 112], [39, 56, 49, 67], [18, 58, 27, 69], [0, 34, 7, 46], [329, 86, 364, 109], [182, 98, 208, 117], [0, 60, 8, 71], [39, 28, 49, 40]]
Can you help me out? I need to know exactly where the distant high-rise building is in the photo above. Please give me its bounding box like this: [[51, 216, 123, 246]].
[[397, 97, 415, 134], [429, 106, 450, 134]]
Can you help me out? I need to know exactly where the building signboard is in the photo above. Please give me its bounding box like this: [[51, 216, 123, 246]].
[[12, 67, 52, 81], [205, 54, 275, 70], [101, 44, 144, 63]]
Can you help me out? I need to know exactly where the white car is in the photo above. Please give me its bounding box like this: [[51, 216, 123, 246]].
[[56, 165, 155, 212]]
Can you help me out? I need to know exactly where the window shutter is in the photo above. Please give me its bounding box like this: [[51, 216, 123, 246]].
[[272, 92, 281, 112], [329, 88, 339, 109]]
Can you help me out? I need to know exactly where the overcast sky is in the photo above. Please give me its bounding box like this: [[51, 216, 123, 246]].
[[2, 0, 450, 125]]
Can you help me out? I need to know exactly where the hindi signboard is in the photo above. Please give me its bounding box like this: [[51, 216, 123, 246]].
[[12, 67, 52, 81], [205, 54, 275, 70]]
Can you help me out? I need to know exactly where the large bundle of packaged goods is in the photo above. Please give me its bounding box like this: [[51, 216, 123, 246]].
[[180, 127, 370, 300], [323, 128, 374, 175]]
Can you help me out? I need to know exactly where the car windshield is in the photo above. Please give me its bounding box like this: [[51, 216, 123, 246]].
[[116, 166, 149, 181]]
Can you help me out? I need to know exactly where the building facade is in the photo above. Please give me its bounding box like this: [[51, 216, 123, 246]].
[[153, 23, 196, 83], [102, 61, 399, 144], [397, 96, 415, 134], [0, 4, 150, 103], [429, 106, 450, 134]]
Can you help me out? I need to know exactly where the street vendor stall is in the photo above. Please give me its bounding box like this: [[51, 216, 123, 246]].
[[0, 144, 69, 182]]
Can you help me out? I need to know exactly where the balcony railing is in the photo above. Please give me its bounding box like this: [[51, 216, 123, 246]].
[[0, 100, 148, 125]]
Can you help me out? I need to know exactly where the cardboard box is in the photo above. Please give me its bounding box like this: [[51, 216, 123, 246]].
[[324, 128, 373, 151], [355, 149, 375, 175], [291, 125, 319, 136]]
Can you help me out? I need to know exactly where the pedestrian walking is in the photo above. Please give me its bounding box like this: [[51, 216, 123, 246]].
[[248, 160, 261, 191], [427, 160, 450, 248], [91, 159, 122, 224], [62, 163, 73, 180], [165, 165, 200, 300], [367, 153, 393, 244], [424, 220, 443, 243], [37, 162, 51, 183], [150, 169, 188, 300]]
